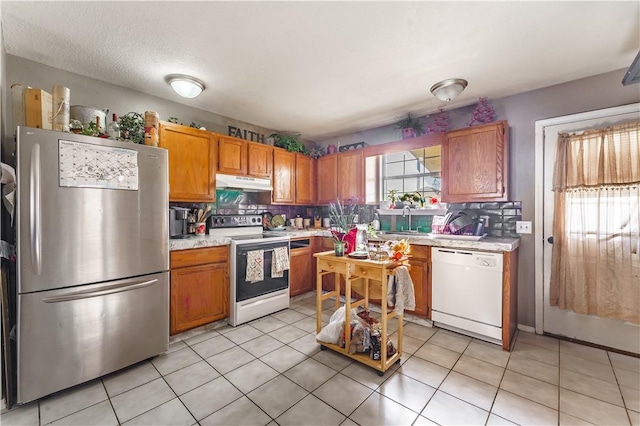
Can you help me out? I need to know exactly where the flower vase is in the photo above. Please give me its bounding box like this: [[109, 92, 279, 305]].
[[334, 242, 345, 257]]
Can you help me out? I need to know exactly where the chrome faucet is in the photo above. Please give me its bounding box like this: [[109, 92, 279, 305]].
[[402, 206, 412, 232]]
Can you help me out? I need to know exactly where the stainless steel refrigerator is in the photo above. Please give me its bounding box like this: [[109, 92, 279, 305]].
[[15, 127, 169, 404]]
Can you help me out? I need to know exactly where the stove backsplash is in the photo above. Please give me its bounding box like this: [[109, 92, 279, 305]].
[[170, 191, 521, 237], [446, 201, 522, 238]]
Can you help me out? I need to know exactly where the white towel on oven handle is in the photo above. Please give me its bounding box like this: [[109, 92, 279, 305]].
[[246, 250, 264, 283], [271, 246, 290, 278]]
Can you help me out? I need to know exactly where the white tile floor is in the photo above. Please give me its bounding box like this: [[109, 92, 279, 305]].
[[2, 294, 639, 426]]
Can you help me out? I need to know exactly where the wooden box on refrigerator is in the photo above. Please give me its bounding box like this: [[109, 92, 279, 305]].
[[24, 88, 53, 130]]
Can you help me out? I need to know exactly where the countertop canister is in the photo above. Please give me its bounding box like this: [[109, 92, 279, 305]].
[[52, 85, 70, 132], [144, 111, 159, 147]]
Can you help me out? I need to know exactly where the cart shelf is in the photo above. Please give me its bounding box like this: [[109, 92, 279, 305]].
[[313, 251, 409, 375]]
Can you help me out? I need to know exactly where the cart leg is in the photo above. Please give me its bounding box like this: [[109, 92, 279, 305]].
[[395, 358, 401, 365], [377, 370, 384, 377], [320, 345, 327, 351]]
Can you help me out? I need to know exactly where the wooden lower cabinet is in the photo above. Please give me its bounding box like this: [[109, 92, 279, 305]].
[[316, 237, 339, 293], [170, 247, 229, 335], [290, 245, 313, 297], [407, 245, 430, 318]]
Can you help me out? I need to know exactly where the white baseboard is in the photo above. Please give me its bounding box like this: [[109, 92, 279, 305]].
[[517, 324, 536, 334]]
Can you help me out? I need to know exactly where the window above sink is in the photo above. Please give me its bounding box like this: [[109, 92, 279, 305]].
[[365, 145, 442, 206]]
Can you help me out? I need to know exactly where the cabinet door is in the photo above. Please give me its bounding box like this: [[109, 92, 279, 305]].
[[295, 154, 316, 204], [407, 245, 430, 318], [316, 155, 338, 205], [170, 262, 228, 335], [408, 258, 429, 317], [337, 150, 364, 203], [442, 121, 508, 203], [248, 142, 273, 178], [319, 237, 337, 292], [218, 135, 247, 175], [290, 247, 312, 297], [273, 149, 296, 204], [159, 122, 216, 202]]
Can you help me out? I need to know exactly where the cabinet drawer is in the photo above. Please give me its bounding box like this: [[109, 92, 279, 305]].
[[318, 258, 347, 275], [410, 245, 429, 261], [170, 246, 228, 269]]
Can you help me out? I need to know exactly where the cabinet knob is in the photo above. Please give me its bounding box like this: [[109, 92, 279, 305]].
[[547, 236, 554, 244]]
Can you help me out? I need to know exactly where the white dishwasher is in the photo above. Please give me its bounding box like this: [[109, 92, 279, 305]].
[[431, 248, 504, 344]]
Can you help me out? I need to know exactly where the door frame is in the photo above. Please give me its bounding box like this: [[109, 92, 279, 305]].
[[533, 102, 640, 334]]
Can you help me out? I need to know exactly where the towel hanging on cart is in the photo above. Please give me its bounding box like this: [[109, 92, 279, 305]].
[[387, 265, 415, 314]]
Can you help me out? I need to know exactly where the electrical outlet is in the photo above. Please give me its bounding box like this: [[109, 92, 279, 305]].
[[516, 221, 532, 234]]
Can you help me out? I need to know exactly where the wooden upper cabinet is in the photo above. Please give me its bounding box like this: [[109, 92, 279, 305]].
[[441, 121, 509, 203], [295, 154, 315, 204], [217, 135, 247, 175], [272, 149, 296, 204], [316, 154, 338, 205], [337, 150, 365, 203], [159, 122, 216, 202], [248, 142, 273, 178]]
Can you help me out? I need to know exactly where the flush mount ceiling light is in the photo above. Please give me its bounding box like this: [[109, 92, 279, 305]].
[[430, 78, 468, 102], [166, 74, 205, 98]]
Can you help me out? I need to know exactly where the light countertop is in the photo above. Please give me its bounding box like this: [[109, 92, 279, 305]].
[[169, 228, 519, 252], [169, 235, 231, 251]]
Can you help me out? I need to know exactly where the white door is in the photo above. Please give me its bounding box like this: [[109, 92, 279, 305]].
[[541, 105, 640, 354]]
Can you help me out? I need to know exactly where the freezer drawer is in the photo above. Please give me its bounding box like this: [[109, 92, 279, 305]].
[[17, 272, 169, 404]]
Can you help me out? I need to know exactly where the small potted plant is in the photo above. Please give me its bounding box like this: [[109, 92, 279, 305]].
[[270, 133, 309, 154], [387, 189, 400, 209], [118, 112, 144, 144], [401, 192, 425, 208], [393, 113, 425, 139], [329, 199, 357, 256]]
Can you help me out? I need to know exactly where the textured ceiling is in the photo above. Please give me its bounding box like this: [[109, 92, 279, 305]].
[[2, 1, 639, 141]]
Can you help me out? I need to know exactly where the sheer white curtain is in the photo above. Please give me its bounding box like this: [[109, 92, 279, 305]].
[[550, 121, 640, 323]]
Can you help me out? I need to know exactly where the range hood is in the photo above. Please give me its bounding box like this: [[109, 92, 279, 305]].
[[215, 173, 273, 192]]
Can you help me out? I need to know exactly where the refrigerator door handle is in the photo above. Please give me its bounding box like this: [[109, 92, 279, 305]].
[[30, 143, 42, 275], [41, 279, 158, 303]]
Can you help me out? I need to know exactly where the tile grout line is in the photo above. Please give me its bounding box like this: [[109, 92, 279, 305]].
[[608, 350, 634, 426]]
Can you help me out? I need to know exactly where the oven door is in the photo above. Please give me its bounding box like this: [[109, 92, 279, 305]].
[[233, 240, 290, 302]]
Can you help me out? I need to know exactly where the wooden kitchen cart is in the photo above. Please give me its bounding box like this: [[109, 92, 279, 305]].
[[314, 251, 409, 375]]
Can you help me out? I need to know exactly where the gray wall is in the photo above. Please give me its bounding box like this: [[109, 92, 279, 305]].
[[3, 55, 280, 159], [4, 51, 639, 327], [319, 69, 640, 327]]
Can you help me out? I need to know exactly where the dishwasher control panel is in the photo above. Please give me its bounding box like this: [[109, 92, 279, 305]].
[[475, 256, 498, 268], [432, 248, 503, 271]]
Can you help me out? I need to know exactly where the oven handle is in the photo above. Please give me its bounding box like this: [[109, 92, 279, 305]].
[[238, 248, 281, 255]]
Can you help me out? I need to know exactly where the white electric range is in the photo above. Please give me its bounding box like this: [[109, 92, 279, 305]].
[[208, 215, 290, 326]]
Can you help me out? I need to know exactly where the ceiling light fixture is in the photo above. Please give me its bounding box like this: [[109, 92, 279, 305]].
[[166, 74, 205, 98], [430, 78, 468, 102]]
